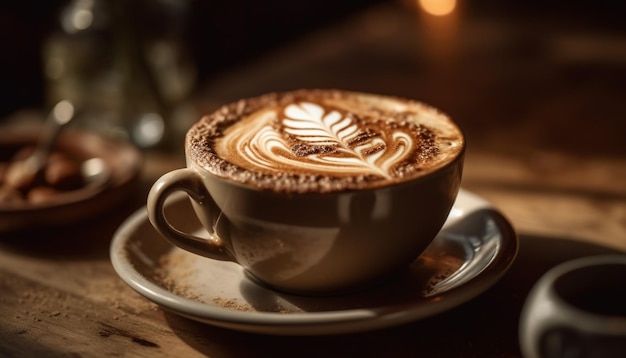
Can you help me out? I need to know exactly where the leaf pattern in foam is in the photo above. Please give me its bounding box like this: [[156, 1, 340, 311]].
[[282, 102, 414, 179]]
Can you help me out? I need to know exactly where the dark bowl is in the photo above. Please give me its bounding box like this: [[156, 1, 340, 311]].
[[0, 124, 143, 232]]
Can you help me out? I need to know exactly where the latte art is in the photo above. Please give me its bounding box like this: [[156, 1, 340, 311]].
[[188, 90, 464, 193], [230, 101, 419, 179]]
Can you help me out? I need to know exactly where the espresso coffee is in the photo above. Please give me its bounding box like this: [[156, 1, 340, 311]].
[[187, 89, 464, 193]]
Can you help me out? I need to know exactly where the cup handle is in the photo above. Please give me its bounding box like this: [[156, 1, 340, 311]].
[[147, 168, 234, 262]]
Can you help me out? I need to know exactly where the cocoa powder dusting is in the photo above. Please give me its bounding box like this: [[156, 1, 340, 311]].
[[187, 89, 463, 194], [156, 249, 292, 313]]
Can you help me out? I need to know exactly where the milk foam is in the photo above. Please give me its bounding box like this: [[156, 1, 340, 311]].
[[188, 90, 464, 193], [221, 101, 418, 179]]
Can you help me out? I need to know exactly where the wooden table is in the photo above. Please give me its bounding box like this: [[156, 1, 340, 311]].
[[2, 2, 625, 357]]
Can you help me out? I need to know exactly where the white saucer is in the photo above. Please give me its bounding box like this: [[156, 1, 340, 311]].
[[110, 189, 518, 335]]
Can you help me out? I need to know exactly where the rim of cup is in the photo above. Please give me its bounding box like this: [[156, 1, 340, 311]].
[[537, 255, 626, 335]]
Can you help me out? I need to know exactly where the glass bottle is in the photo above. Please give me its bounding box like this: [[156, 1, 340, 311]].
[[43, 0, 196, 149]]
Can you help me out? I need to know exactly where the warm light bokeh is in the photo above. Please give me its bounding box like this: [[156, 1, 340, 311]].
[[418, 0, 457, 16]]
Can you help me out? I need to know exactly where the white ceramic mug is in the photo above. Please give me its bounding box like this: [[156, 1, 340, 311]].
[[519, 255, 626, 358]]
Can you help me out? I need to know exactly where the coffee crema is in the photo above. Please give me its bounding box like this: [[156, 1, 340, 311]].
[[188, 90, 464, 193]]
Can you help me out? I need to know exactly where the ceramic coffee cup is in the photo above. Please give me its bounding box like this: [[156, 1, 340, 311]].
[[519, 255, 626, 358], [147, 90, 465, 295]]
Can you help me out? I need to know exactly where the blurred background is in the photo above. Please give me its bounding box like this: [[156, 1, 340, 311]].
[[1, 0, 625, 156], [1, 3, 625, 355]]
